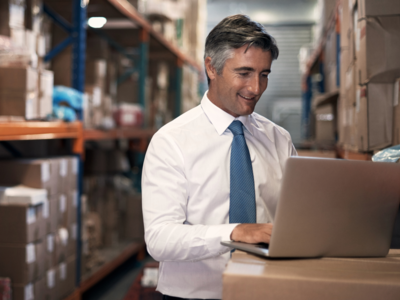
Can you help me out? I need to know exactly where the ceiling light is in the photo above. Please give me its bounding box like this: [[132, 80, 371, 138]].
[[88, 17, 107, 28]]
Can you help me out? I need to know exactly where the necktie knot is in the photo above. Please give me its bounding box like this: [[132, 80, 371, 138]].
[[229, 120, 244, 136]]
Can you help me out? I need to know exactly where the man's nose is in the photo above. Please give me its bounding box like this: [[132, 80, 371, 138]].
[[248, 76, 261, 95]]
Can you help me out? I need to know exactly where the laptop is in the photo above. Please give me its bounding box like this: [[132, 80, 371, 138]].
[[221, 157, 400, 258]]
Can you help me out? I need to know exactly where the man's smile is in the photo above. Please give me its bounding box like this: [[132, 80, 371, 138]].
[[238, 93, 256, 101]]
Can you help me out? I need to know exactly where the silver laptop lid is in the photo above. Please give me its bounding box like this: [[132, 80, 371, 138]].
[[268, 157, 400, 258]]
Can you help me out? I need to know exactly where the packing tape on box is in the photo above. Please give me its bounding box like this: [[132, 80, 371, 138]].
[[60, 160, 68, 177], [59, 195, 66, 213], [47, 269, 55, 289], [24, 283, 34, 300], [26, 207, 36, 224], [58, 228, 69, 246], [71, 223, 77, 240], [26, 243, 36, 264], [72, 158, 78, 175], [41, 162, 50, 183], [43, 199, 49, 219], [47, 234, 54, 253], [72, 191, 78, 208], [59, 262, 67, 281]]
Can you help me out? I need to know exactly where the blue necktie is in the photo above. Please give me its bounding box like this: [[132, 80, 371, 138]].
[[229, 121, 256, 224]]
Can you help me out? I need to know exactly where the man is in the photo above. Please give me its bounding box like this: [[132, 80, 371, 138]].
[[142, 14, 297, 300]]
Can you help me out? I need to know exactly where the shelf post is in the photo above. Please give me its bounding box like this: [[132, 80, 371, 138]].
[[139, 28, 149, 125], [72, 0, 87, 121], [72, 0, 87, 287], [174, 58, 183, 118]]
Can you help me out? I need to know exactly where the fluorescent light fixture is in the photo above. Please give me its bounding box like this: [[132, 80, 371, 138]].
[[252, 12, 276, 24], [88, 17, 107, 28]]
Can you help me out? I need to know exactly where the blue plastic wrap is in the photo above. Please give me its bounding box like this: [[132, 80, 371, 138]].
[[372, 145, 400, 163], [53, 104, 77, 122], [53, 86, 83, 110]]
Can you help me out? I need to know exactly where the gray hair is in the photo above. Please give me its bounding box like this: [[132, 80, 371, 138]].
[[204, 14, 279, 84]]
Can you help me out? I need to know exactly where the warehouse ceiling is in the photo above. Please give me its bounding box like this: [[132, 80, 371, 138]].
[[207, 0, 318, 29]]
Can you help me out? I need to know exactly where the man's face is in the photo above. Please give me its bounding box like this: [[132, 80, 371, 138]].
[[206, 45, 273, 117]]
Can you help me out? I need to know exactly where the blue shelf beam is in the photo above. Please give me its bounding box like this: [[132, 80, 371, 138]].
[[44, 36, 73, 63], [43, 4, 72, 34]]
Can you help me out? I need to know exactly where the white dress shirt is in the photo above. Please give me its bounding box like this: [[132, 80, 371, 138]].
[[142, 92, 297, 299]]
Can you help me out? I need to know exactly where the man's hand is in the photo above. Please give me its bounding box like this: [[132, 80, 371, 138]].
[[230, 223, 273, 244]]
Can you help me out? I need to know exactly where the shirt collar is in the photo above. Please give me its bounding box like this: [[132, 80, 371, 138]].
[[201, 91, 259, 136]]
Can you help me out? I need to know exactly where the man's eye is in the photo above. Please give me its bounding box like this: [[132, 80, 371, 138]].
[[239, 73, 249, 76], [262, 73, 269, 78]]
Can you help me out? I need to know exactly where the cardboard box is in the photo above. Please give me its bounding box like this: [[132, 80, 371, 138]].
[[86, 59, 107, 88], [56, 157, 78, 193], [392, 78, 400, 145], [315, 104, 336, 144], [0, 241, 44, 285], [356, 16, 400, 84], [68, 190, 78, 225], [0, 159, 58, 196], [337, 95, 357, 150], [0, 202, 46, 244], [25, 0, 43, 34], [44, 268, 57, 300], [44, 256, 76, 300], [38, 70, 53, 99], [0, 90, 38, 120], [339, 61, 358, 150], [0, 0, 25, 37], [56, 256, 76, 300], [47, 194, 58, 234], [12, 276, 45, 300], [45, 233, 56, 269], [355, 83, 394, 151], [357, 0, 400, 19], [223, 250, 400, 300], [38, 95, 52, 119], [0, 66, 37, 91]]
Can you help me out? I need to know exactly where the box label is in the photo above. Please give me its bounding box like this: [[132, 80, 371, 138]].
[[59, 228, 69, 246], [60, 159, 68, 177], [24, 283, 34, 300], [25, 96, 34, 120], [26, 207, 36, 224], [26, 244, 36, 264], [72, 191, 78, 207], [47, 269, 55, 289], [41, 162, 50, 182], [72, 158, 78, 175], [47, 234, 54, 253], [43, 199, 49, 219], [71, 223, 77, 240], [59, 262, 67, 281], [59, 194, 66, 213]]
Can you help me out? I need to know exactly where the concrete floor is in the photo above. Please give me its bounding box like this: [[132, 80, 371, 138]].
[[82, 254, 155, 300]]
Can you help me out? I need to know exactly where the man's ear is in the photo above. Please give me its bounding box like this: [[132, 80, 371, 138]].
[[205, 57, 217, 81]]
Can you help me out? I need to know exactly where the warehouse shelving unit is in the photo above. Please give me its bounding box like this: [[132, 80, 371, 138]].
[[0, 0, 202, 298], [300, 0, 371, 160]]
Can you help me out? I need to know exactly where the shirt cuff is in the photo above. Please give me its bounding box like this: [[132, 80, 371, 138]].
[[204, 223, 240, 255]]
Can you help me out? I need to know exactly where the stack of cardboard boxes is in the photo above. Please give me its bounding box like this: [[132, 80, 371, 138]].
[[339, 0, 400, 151], [82, 151, 144, 275], [0, 157, 78, 300], [0, 0, 54, 120]]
